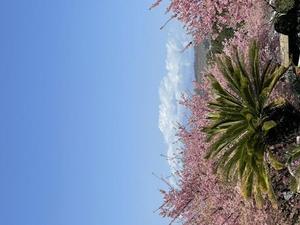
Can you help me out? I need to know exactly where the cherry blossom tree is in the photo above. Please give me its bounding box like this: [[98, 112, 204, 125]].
[[151, 0, 277, 47]]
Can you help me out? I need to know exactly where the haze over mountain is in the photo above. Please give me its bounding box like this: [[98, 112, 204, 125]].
[[194, 40, 210, 82], [158, 22, 193, 181], [158, 23, 210, 184]]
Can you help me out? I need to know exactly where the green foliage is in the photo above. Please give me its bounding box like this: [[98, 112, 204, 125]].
[[275, 0, 295, 13], [287, 146, 300, 166], [289, 69, 300, 98], [204, 40, 288, 206], [263, 120, 277, 134], [286, 146, 300, 192], [268, 152, 285, 170]]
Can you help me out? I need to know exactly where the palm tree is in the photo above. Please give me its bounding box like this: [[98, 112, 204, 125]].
[[203, 40, 288, 207]]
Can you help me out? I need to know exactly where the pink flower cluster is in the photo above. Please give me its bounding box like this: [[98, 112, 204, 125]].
[[222, 0, 279, 63], [151, 0, 276, 46]]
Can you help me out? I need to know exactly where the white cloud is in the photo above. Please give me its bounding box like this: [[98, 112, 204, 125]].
[[158, 23, 194, 183]]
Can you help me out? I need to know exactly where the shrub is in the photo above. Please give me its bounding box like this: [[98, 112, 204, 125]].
[[203, 40, 288, 206], [275, 0, 295, 13]]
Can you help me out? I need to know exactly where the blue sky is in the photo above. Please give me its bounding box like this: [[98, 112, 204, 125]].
[[0, 1, 176, 225]]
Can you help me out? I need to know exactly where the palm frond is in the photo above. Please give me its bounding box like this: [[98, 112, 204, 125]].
[[204, 40, 287, 205]]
